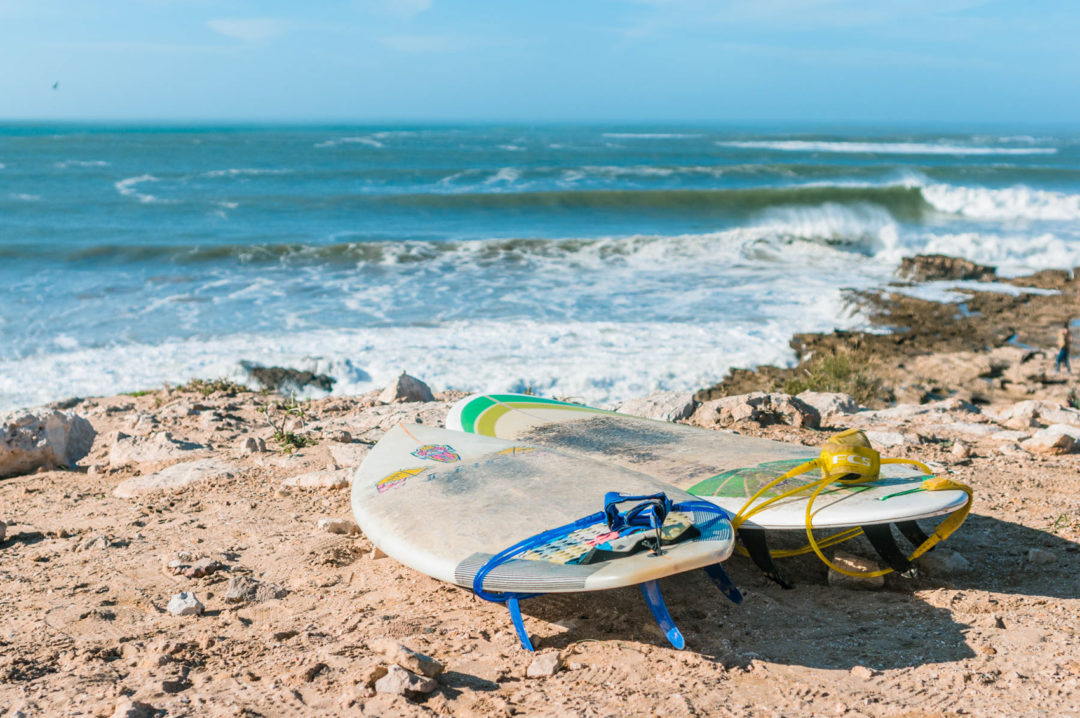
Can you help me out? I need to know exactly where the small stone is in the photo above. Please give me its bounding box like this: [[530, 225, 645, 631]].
[[329, 430, 353, 443], [161, 674, 190, 693], [224, 575, 287, 604], [950, 441, 972, 459], [0, 519, 6, 542], [526, 652, 562, 678], [1021, 424, 1080, 455], [318, 517, 360, 535], [863, 430, 907, 448], [167, 591, 204, 616], [360, 662, 389, 689], [110, 699, 155, 718], [370, 639, 444, 677], [300, 662, 328, 682], [79, 534, 112, 551], [271, 629, 298, 642], [1027, 548, 1058, 565], [826, 552, 885, 590], [182, 557, 223, 578], [850, 665, 875, 679], [375, 664, 439, 697], [614, 391, 697, 422], [239, 436, 266, 455], [378, 372, 435, 404], [917, 547, 972, 576], [370, 547, 388, 560]]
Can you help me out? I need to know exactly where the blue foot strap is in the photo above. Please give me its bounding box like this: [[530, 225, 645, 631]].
[[506, 596, 534, 651], [640, 580, 685, 650], [704, 564, 743, 604]]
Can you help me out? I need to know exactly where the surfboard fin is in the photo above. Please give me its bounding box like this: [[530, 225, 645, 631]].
[[640, 580, 685, 650], [737, 528, 793, 589], [861, 523, 916, 575], [704, 563, 743, 604], [506, 596, 535, 651]]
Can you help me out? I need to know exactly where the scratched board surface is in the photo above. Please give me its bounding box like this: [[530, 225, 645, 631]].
[[351, 424, 735, 594], [445, 394, 970, 529]]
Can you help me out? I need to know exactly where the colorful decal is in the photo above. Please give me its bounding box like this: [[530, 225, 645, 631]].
[[376, 467, 426, 494], [688, 459, 882, 499], [410, 444, 460, 463]]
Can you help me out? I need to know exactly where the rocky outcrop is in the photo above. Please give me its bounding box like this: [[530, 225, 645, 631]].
[[0, 410, 96, 478], [108, 431, 206, 466], [240, 362, 336, 393], [795, 391, 859, 422], [112, 458, 234, 498], [897, 254, 996, 282], [988, 400, 1080, 430], [614, 391, 696, 422], [378, 372, 434, 404], [691, 392, 819, 429], [1020, 424, 1080, 455]]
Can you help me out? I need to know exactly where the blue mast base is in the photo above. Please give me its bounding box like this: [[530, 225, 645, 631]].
[[639, 580, 686, 650]]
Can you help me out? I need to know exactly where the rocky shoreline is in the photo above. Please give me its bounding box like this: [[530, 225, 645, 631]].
[[1, 256, 1079, 716]]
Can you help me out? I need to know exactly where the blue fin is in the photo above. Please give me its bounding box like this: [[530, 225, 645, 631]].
[[507, 596, 534, 651], [704, 563, 743, 604], [640, 580, 685, 650]]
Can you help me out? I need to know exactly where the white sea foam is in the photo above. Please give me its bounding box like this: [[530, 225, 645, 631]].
[[889, 280, 1059, 304], [54, 160, 110, 168], [202, 168, 293, 178], [114, 174, 166, 203], [920, 183, 1080, 221], [913, 231, 1080, 276], [483, 167, 521, 186], [314, 136, 385, 149], [9, 193, 41, 201], [499, 144, 525, 151], [718, 140, 1058, 156]]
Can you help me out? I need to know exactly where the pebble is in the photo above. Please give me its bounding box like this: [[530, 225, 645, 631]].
[[917, 547, 972, 576], [239, 436, 266, 455], [526, 652, 562, 678], [950, 441, 972, 459], [826, 552, 885, 590], [375, 664, 439, 697], [182, 557, 223, 578], [359, 662, 389, 688], [1027, 548, 1058, 565], [166, 591, 204, 616], [328, 430, 352, 443], [79, 534, 112, 552], [370, 639, 445, 677], [0, 519, 6, 542], [850, 665, 875, 679], [318, 517, 360, 535], [110, 699, 155, 718]]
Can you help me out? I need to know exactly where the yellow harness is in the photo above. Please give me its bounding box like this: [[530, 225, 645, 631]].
[[730, 429, 973, 577]]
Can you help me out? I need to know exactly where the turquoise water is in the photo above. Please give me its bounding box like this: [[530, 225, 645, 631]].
[[2, 125, 1079, 409]]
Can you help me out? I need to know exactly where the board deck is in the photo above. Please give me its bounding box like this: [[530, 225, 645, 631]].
[[445, 393, 970, 529], [351, 424, 736, 595]]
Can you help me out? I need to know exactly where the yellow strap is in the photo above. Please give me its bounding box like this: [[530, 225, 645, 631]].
[[728, 433, 973, 578]]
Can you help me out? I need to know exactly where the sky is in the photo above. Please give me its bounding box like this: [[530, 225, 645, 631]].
[[1, 0, 1078, 124]]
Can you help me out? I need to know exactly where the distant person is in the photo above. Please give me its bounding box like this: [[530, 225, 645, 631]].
[[1055, 320, 1072, 374]]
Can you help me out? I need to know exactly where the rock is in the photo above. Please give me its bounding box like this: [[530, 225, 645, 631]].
[[990, 430, 1030, 442], [950, 441, 972, 459], [375, 665, 439, 697], [239, 436, 266, 455], [284, 468, 350, 489], [0, 519, 5, 542], [691, 392, 820, 429], [108, 431, 206, 466], [110, 699, 155, 718], [1027, 548, 1058, 565], [378, 372, 434, 404], [917, 548, 972, 575], [1020, 424, 1080, 455], [359, 662, 389, 689], [526, 652, 562, 678], [850, 665, 876, 680], [614, 391, 696, 422], [328, 443, 371, 468], [795, 391, 859, 421], [863, 430, 908, 448], [328, 430, 353, 443], [167, 591, 204, 616], [318, 517, 360, 535], [826, 552, 885, 590], [897, 254, 996, 282], [224, 575, 287, 604], [113, 458, 234, 498], [370, 639, 444, 678], [0, 410, 96, 478], [79, 534, 112, 551], [182, 557, 223, 578]]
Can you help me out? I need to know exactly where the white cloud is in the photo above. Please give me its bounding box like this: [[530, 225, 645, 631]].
[[205, 18, 286, 43]]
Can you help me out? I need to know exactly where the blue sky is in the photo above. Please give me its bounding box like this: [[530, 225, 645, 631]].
[[2, 0, 1078, 123]]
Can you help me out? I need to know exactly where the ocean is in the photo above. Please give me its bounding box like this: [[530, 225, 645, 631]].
[[2, 124, 1079, 411]]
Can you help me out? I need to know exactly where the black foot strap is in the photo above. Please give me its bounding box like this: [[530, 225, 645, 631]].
[[895, 520, 931, 550], [737, 528, 793, 589], [861, 523, 913, 574]]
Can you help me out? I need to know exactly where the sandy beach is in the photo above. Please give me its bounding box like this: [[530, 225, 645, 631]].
[[2, 262, 1078, 717]]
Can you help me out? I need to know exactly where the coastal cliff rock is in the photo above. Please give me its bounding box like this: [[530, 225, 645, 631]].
[[378, 372, 434, 404], [897, 254, 996, 282], [613, 391, 696, 421], [691, 392, 820, 429], [795, 391, 859, 422], [0, 410, 95, 478]]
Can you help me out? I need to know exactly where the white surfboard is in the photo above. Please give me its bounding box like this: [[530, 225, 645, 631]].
[[352, 424, 740, 649], [445, 393, 970, 530]]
